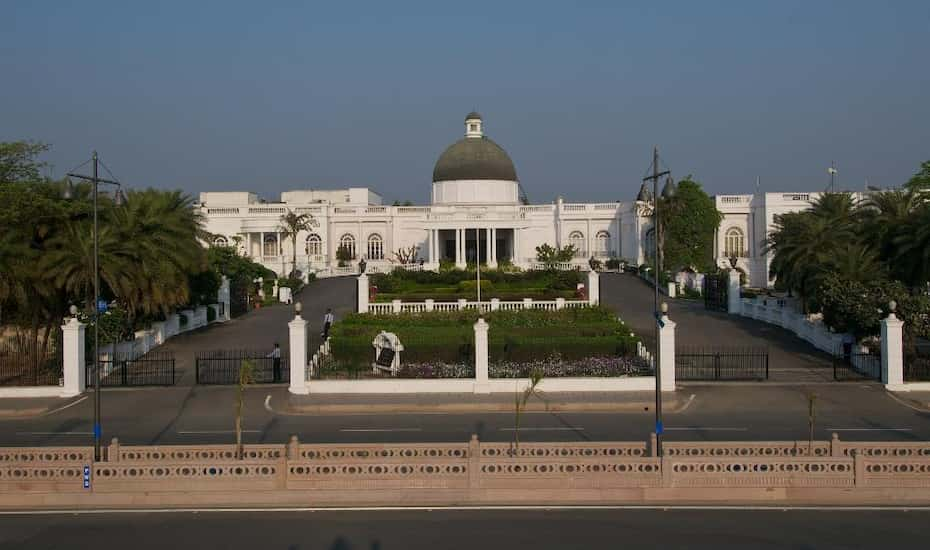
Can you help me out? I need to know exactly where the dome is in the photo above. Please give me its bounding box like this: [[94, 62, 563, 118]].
[[432, 137, 517, 182], [465, 111, 482, 121]]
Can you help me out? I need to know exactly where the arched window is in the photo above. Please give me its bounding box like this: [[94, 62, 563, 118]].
[[339, 234, 356, 259], [213, 236, 228, 247], [568, 231, 585, 257], [263, 234, 278, 257], [367, 234, 384, 260], [724, 227, 745, 257], [305, 233, 322, 257], [595, 231, 610, 257], [644, 228, 656, 260]]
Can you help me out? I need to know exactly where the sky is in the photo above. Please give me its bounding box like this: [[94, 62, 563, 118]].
[[2, 0, 928, 204]]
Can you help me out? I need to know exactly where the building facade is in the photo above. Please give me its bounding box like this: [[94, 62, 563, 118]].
[[199, 113, 831, 288]]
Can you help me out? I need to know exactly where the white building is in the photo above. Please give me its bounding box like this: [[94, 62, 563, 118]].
[[199, 112, 833, 288]]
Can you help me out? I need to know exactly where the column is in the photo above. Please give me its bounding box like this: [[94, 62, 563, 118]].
[[288, 310, 309, 395], [357, 274, 369, 313], [485, 228, 492, 265], [657, 303, 676, 392], [881, 303, 905, 390], [473, 318, 490, 394], [490, 228, 498, 268], [259, 232, 265, 260], [60, 316, 86, 397], [513, 229, 519, 264], [727, 269, 741, 315], [587, 270, 600, 306], [456, 228, 465, 268]]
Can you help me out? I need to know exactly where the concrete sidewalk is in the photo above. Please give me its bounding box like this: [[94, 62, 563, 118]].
[[281, 390, 685, 415], [0, 395, 85, 419]]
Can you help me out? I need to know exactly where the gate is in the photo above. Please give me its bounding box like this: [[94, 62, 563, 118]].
[[86, 352, 176, 387], [833, 347, 881, 381], [196, 350, 290, 384], [676, 347, 768, 380], [0, 329, 63, 387], [703, 273, 728, 311]]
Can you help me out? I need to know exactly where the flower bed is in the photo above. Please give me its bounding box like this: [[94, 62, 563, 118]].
[[490, 356, 651, 378], [396, 362, 475, 379]]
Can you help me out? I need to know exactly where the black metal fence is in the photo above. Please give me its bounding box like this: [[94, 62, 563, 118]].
[[833, 349, 882, 381], [0, 333, 63, 387], [195, 350, 289, 384], [675, 347, 769, 380], [905, 347, 930, 382], [86, 352, 176, 387], [703, 274, 728, 312]]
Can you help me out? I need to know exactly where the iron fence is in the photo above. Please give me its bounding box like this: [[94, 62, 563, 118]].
[[905, 348, 930, 382], [195, 350, 289, 385], [675, 346, 769, 381], [833, 348, 882, 381], [86, 352, 176, 387], [0, 333, 63, 387], [702, 274, 728, 312]]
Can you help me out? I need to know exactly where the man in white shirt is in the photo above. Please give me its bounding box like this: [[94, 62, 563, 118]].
[[266, 342, 281, 382], [322, 309, 334, 339]]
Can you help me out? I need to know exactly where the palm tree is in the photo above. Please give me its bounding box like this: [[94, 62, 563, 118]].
[[893, 203, 930, 288], [278, 211, 314, 278], [861, 189, 925, 269]]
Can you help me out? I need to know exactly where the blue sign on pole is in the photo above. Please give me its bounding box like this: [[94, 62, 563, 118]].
[[83, 465, 91, 489], [96, 299, 108, 313], [654, 312, 665, 329], [93, 423, 101, 440], [655, 420, 664, 435]]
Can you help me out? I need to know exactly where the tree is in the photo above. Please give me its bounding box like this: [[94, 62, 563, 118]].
[[390, 245, 420, 265], [658, 177, 722, 273], [336, 244, 353, 267], [234, 359, 255, 459], [905, 160, 930, 191], [0, 141, 49, 184], [278, 211, 314, 278], [535, 243, 576, 266]]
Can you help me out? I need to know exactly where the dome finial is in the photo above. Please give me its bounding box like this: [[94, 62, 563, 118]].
[[465, 111, 483, 138]]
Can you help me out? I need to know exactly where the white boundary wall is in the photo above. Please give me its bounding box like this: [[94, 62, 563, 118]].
[[305, 376, 657, 394]]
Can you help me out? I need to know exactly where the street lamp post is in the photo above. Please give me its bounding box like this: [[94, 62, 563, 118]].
[[65, 151, 124, 462]]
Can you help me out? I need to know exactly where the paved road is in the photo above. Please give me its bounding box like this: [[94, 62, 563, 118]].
[[2, 383, 927, 446], [155, 276, 356, 384], [1, 509, 927, 549], [601, 273, 837, 381]]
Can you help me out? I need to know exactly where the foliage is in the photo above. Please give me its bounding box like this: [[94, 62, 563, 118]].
[[0, 141, 49, 183], [905, 160, 930, 191], [335, 244, 352, 267], [513, 368, 544, 452], [490, 355, 650, 378], [658, 177, 722, 272], [235, 359, 255, 459], [534, 243, 577, 264], [390, 245, 420, 264], [368, 268, 582, 302], [605, 258, 622, 270], [277, 276, 305, 293]]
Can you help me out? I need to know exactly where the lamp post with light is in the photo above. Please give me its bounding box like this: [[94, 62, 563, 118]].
[[64, 151, 125, 461]]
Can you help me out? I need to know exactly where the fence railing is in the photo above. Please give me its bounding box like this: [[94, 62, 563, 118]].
[[905, 351, 930, 381], [86, 352, 176, 387], [834, 348, 882, 381], [368, 298, 590, 315], [195, 350, 289, 384], [675, 347, 769, 380], [4, 434, 930, 508], [0, 341, 62, 387]]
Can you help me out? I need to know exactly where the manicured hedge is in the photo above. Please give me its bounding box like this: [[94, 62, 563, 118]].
[[369, 268, 582, 302]]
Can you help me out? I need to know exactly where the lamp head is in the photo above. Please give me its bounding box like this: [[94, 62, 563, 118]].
[[62, 177, 74, 200], [295, 302, 302, 315], [69, 304, 78, 316], [114, 188, 126, 206], [888, 300, 897, 313], [661, 302, 668, 314]]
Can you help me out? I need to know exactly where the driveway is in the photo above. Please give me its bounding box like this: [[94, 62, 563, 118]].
[[155, 276, 356, 385], [600, 273, 837, 382]]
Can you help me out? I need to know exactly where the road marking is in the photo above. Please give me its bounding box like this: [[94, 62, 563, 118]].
[[827, 428, 913, 432], [42, 395, 89, 416], [499, 427, 584, 432], [4, 505, 930, 515], [340, 428, 423, 433], [674, 394, 696, 413], [16, 431, 93, 436], [663, 427, 748, 432], [177, 430, 262, 434], [264, 394, 273, 413]]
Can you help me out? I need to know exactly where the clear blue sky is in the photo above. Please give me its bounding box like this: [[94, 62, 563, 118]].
[[2, 0, 928, 203]]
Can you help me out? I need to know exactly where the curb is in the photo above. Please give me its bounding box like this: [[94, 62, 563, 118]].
[[276, 397, 683, 416]]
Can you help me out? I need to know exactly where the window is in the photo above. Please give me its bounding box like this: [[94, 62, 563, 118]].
[[595, 231, 610, 257], [367, 234, 384, 260], [469, 123, 477, 132], [213, 236, 228, 247], [339, 234, 357, 259], [568, 231, 585, 257], [305, 234, 322, 256], [263, 234, 278, 257], [724, 227, 745, 257]]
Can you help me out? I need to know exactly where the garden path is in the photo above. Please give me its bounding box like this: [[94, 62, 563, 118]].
[[599, 273, 840, 382]]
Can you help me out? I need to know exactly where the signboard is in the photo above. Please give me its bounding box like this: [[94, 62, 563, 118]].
[[96, 299, 108, 313], [376, 348, 395, 368], [83, 465, 91, 489]]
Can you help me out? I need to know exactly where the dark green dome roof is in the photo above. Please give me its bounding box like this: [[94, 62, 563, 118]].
[[465, 111, 482, 120], [432, 137, 517, 182]]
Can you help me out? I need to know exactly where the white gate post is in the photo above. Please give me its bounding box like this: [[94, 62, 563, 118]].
[[357, 274, 369, 313], [289, 305, 309, 395], [60, 315, 86, 397], [727, 269, 741, 314], [586, 270, 600, 306], [218, 275, 231, 321], [657, 302, 676, 392], [881, 301, 905, 390], [474, 318, 490, 394]]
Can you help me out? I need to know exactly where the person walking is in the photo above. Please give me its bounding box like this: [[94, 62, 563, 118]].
[[267, 342, 282, 382], [322, 308, 334, 340]]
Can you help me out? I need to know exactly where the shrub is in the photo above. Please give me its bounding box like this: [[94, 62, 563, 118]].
[[457, 280, 493, 293], [605, 258, 621, 270], [278, 276, 304, 293], [207, 306, 217, 323]]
